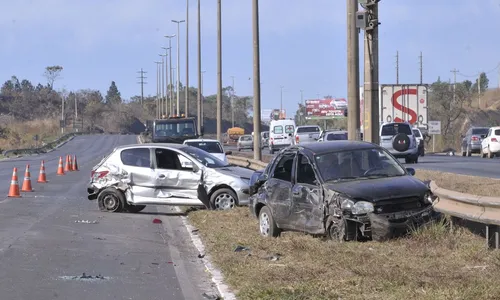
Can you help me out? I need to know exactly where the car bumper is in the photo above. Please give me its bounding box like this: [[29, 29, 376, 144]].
[[235, 188, 250, 206], [469, 143, 482, 152], [270, 143, 291, 150], [87, 182, 100, 201], [489, 143, 500, 153], [390, 147, 418, 158]]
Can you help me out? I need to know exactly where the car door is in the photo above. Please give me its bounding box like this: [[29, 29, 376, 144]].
[[152, 147, 203, 206], [290, 153, 324, 234], [264, 150, 296, 227], [483, 129, 492, 151], [119, 147, 157, 203]]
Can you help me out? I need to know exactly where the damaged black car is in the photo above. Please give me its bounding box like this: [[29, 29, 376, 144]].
[[248, 141, 441, 241]]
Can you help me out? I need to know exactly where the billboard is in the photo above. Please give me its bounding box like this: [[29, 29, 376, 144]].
[[379, 84, 428, 129], [305, 98, 347, 120]]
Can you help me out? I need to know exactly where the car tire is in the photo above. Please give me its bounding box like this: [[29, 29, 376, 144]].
[[126, 204, 146, 213], [327, 218, 346, 242], [467, 145, 472, 156], [488, 147, 495, 159], [97, 188, 126, 213], [481, 147, 487, 158], [462, 147, 466, 157], [210, 188, 238, 210], [420, 147, 425, 156], [258, 206, 280, 238]]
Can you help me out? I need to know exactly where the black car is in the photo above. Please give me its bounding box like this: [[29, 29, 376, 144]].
[[248, 141, 440, 241]]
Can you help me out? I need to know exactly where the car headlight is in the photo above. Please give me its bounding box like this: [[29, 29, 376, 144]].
[[424, 192, 434, 204], [341, 199, 374, 215]]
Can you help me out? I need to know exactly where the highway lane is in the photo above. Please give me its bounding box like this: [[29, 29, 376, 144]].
[[0, 134, 219, 300]]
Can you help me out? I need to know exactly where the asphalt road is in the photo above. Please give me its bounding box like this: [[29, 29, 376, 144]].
[[0, 134, 219, 300], [224, 144, 500, 178]]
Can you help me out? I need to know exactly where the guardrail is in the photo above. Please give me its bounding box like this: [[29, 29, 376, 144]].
[[227, 154, 500, 250], [3, 131, 92, 157]]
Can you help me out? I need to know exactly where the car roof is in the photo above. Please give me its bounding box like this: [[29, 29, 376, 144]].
[[184, 139, 220, 143], [326, 130, 347, 134], [113, 143, 188, 151], [297, 125, 320, 128], [290, 140, 378, 155]]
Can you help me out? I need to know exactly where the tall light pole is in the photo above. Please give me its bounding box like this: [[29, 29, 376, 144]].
[[154, 61, 162, 119], [161, 48, 170, 117], [159, 54, 166, 118], [252, 0, 262, 160], [216, 0, 223, 142], [185, 0, 190, 118], [172, 20, 185, 116], [280, 85, 284, 118], [165, 35, 175, 115], [347, 0, 360, 140], [197, 0, 202, 134], [231, 76, 235, 127], [172, 67, 177, 113], [201, 70, 206, 126]]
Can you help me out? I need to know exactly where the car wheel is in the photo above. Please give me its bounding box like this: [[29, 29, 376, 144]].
[[237, 148, 241, 152], [210, 188, 237, 210], [97, 188, 126, 213], [420, 147, 425, 156], [488, 146, 495, 159], [462, 147, 466, 157], [467, 145, 472, 156], [481, 147, 487, 158], [405, 157, 411, 164], [258, 206, 280, 237], [126, 204, 146, 213], [327, 218, 346, 242]]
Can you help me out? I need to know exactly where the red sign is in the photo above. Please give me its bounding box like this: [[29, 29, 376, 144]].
[[305, 98, 347, 119]]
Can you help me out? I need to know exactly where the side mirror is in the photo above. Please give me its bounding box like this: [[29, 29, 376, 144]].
[[192, 164, 200, 173], [225, 150, 233, 155], [257, 173, 269, 183], [406, 167, 416, 176]]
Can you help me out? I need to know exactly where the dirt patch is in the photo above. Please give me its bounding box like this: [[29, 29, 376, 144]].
[[0, 119, 60, 151], [189, 207, 500, 300], [415, 169, 500, 197]]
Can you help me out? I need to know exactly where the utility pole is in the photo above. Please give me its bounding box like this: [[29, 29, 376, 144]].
[[172, 20, 185, 115], [347, 0, 360, 141], [185, 0, 190, 118], [280, 86, 284, 117], [360, 0, 380, 144], [216, 0, 223, 142], [478, 72, 482, 109], [252, 0, 262, 160], [154, 61, 162, 119], [450, 68, 459, 104], [137, 68, 147, 105], [165, 35, 175, 115], [161, 48, 170, 116], [197, 0, 202, 134], [419, 51, 423, 84], [201, 70, 206, 126], [395, 51, 399, 84], [300, 89, 304, 125], [159, 54, 166, 117], [172, 67, 177, 113], [231, 76, 235, 127]]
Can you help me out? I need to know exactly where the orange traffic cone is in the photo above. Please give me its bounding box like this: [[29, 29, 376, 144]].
[[21, 164, 33, 192], [69, 155, 73, 171], [72, 155, 79, 171], [57, 156, 65, 176], [64, 155, 71, 172], [37, 160, 48, 183], [8, 167, 21, 198]]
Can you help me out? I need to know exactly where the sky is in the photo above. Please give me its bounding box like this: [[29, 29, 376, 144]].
[[1, 0, 500, 117]]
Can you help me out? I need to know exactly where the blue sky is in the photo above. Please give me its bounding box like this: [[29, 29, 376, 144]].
[[1, 0, 499, 116]]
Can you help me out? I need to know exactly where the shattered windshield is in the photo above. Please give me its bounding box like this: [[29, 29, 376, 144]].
[[314, 147, 406, 182], [185, 141, 223, 153], [180, 146, 229, 168]]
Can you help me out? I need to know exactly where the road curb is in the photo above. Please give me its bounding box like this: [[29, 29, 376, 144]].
[[136, 134, 236, 300]]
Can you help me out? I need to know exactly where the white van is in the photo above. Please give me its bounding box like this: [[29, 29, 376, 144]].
[[269, 119, 296, 154]]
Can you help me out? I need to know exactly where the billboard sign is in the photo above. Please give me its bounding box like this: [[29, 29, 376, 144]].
[[379, 84, 429, 129], [305, 98, 347, 120]]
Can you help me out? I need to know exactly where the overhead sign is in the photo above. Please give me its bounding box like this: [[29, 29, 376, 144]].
[[305, 98, 347, 120], [379, 84, 428, 129], [428, 120, 441, 135]]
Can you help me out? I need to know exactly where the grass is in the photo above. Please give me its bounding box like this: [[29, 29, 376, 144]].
[[0, 119, 61, 151], [188, 207, 500, 300]]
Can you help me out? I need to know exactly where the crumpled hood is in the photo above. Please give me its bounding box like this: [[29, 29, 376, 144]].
[[323, 175, 428, 202], [212, 166, 254, 179], [211, 153, 227, 162]]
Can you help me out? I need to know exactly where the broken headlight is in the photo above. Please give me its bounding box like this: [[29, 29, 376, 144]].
[[341, 199, 374, 215], [424, 192, 434, 204]]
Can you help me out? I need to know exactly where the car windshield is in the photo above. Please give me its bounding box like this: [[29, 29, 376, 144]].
[[327, 132, 348, 141], [180, 146, 229, 168], [381, 123, 412, 136], [314, 147, 406, 182], [297, 126, 320, 133], [185, 141, 223, 153], [412, 129, 421, 137], [240, 136, 252, 141], [472, 128, 489, 135]]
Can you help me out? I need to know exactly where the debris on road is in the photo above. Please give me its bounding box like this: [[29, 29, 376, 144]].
[[265, 253, 281, 261], [58, 273, 109, 282], [198, 253, 205, 258], [234, 245, 250, 252], [152, 218, 162, 224], [202, 292, 222, 300], [74, 220, 99, 224]]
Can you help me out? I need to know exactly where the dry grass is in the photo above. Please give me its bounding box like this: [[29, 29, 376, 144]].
[[414, 169, 500, 197], [189, 207, 500, 300], [0, 119, 60, 151]]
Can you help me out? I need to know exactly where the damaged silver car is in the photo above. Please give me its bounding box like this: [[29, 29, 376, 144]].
[[249, 141, 441, 241], [87, 143, 253, 212]]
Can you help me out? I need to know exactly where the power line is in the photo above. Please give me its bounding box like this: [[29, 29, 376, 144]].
[[137, 68, 147, 105], [457, 63, 500, 78]]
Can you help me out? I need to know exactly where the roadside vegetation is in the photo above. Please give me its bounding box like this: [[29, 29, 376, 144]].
[[189, 207, 500, 300]]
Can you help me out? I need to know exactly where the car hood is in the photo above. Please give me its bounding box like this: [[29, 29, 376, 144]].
[[323, 175, 428, 202], [210, 153, 227, 162], [211, 165, 254, 179]]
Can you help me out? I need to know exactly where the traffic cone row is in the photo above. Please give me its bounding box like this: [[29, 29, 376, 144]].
[[8, 154, 79, 197]]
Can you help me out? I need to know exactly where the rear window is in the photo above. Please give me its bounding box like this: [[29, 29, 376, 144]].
[[472, 128, 489, 135], [495, 129, 500, 135], [327, 133, 348, 141], [412, 129, 421, 137], [297, 126, 320, 133], [240, 136, 252, 141], [285, 125, 294, 133], [273, 126, 283, 134], [185, 141, 223, 153], [381, 123, 412, 136]]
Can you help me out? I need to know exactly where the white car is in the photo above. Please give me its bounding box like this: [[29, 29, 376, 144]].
[[480, 126, 500, 158], [183, 139, 231, 163]]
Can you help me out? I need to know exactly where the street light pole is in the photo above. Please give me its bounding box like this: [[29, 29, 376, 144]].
[[201, 70, 206, 126], [216, 0, 223, 142], [231, 75, 235, 127], [159, 54, 165, 117], [165, 35, 175, 116], [252, 0, 262, 160], [172, 20, 185, 116], [280, 85, 284, 118], [154, 61, 162, 119], [185, 0, 190, 118], [161, 47, 170, 116], [197, 0, 202, 134]]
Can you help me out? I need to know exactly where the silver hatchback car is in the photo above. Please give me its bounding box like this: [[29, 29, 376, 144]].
[[237, 135, 254, 151], [87, 143, 254, 212]]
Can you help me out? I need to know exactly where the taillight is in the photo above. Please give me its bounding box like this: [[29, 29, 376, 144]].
[[492, 138, 498, 142], [91, 170, 109, 180], [270, 137, 274, 145], [471, 136, 479, 141], [295, 135, 300, 143]]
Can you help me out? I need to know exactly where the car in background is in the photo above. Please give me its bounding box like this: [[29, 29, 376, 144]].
[[269, 119, 296, 154], [183, 138, 231, 163], [237, 135, 254, 151], [461, 126, 489, 156], [294, 125, 322, 144], [412, 127, 425, 156], [318, 129, 348, 142], [248, 142, 439, 241], [379, 122, 419, 164], [87, 143, 253, 212], [480, 126, 500, 158]]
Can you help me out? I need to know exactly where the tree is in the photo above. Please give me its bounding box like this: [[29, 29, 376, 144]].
[[471, 72, 489, 94], [105, 81, 122, 104], [43, 65, 63, 88]]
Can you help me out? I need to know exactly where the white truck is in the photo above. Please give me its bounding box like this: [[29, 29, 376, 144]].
[[268, 119, 296, 154]]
